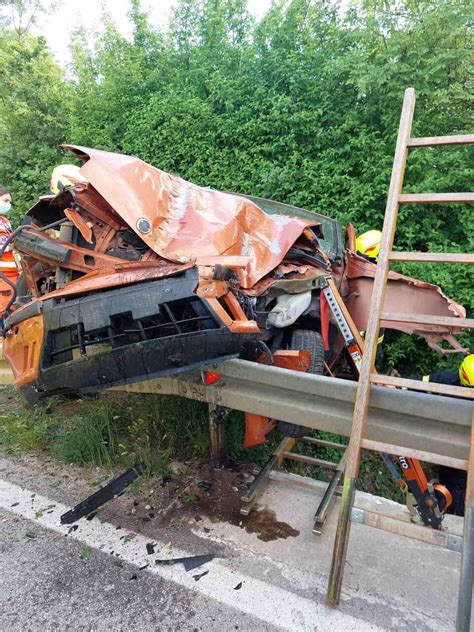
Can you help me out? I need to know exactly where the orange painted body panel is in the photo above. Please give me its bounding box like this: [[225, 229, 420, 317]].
[[3, 143, 469, 402], [243, 414, 277, 448], [3, 315, 43, 386], [244, 350, 311, 448], [64, 145, 317, 289], [41, 261, 195, 300], [64, 208, 93, 244]]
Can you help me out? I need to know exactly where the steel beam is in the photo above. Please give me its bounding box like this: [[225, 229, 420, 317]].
[[119, 359, 472, 462], [2, 348, 471, 463]]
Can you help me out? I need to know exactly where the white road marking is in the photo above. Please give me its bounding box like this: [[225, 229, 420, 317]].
[[0, 478, 382, 632]]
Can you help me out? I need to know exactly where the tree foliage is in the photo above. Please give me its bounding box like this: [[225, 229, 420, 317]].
[[0, 23, 70, 220], [0, 0, 472, 372]]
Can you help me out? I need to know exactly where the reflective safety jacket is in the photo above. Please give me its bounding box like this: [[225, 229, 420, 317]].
[[421, 370, 460, 387], [0, 215, 18, 316], [0, 215, 18, 277]]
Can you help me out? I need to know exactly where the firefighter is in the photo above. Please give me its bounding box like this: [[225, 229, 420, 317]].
[[422, 354, 474, 515], [356, 229, 385, 356], [50, 164, 85, 195], [0, 186, 19, 317], [421, 353, 474, 388], [356, 229, 382, 262]]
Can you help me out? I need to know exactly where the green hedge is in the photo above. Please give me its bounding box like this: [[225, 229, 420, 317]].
[[0, 0, 472, 374]]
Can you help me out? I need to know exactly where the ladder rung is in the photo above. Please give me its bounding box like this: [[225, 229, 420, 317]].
[[399, 192, 474, 204], [407, 134, 474, 147], [361, 439, 468, 470], [283, 452, 338, 470], [370, 373, 474, 399], [389, 252, 474, 264], [381, 312, 474, 329], [301, 436, 347, 451]]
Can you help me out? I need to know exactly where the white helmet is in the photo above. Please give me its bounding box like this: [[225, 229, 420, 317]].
[[50, 164, 86, 195]]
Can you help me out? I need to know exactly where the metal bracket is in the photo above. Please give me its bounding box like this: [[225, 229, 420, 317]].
[[210, 406, 231, 424], [350, 507, 364, 524], [446, 533, 463, 553]]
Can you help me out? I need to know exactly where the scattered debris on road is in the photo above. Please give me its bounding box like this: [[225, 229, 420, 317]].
[[60, 463, 145, 524], [146, 542, 156, 555], [155, 553, 215, 572]]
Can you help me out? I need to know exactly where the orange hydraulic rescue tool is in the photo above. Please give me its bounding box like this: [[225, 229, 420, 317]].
[[320, 276, 452, 527], [321, 277, 452, 527], [244, 275, 452, 527]]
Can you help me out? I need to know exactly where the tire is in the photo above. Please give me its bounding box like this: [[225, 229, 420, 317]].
[[277, 329, 325, 438]]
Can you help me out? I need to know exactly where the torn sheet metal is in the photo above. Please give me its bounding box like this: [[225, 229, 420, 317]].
[[342, 251, 467, 352], [64, 145, 317, 288], [4, 142, 469, 403]]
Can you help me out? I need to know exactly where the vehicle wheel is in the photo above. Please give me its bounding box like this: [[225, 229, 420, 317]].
[[277, 329, 325, 438]]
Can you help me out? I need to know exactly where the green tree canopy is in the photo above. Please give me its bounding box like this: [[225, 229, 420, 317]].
[[0, 26, 70, 224], [0, 0, 472, 372]]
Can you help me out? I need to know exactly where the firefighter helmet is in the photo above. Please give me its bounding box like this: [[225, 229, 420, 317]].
[[459, 354, 474, 387], [50, 164, 86, 195], [356, 230, 382, 261]]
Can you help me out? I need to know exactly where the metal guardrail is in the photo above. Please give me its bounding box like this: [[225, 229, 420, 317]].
[[120, 359, 472, 463], [1, 345, 471, 463]]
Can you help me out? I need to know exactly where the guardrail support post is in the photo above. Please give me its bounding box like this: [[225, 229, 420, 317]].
[[456, 411, 474, 632], [209, 404, 226, 468]]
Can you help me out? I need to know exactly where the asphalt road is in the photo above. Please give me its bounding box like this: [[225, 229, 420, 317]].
[[0, 452, 461, 631], [0, 508, 275, 632]]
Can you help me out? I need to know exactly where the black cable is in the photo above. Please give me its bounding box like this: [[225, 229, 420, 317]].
[[0, 217, 69, 317]]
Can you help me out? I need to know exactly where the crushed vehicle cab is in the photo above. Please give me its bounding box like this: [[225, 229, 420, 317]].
[[1, 145, 467, 411]]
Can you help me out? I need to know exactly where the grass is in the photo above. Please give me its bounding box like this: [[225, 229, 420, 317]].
[[0, 386, 405, 502]]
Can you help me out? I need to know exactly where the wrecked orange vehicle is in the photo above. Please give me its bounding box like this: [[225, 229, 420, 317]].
[[1, 146, 467, 415]]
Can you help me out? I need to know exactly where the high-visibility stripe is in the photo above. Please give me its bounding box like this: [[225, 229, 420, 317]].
[[360, 331, 384, 346], [0, 261, 18, 269], [422, 375, 430, 382]]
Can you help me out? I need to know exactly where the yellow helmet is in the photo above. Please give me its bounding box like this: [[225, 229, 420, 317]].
[[459, 354, 474, 387], [50, 164, 86, 195], [356, 230, 382, 261]]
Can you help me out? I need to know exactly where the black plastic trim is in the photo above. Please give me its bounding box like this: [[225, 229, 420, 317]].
[[21, 329, 256, 403]]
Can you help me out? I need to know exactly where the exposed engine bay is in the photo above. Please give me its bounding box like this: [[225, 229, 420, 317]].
[[1, 145, 467, 405]]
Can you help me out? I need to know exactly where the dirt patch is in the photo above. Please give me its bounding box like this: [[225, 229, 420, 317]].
[[155, 465, 299, 542]]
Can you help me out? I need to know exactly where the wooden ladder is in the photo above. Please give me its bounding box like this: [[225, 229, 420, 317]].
[[325, 87, 474, 631]]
